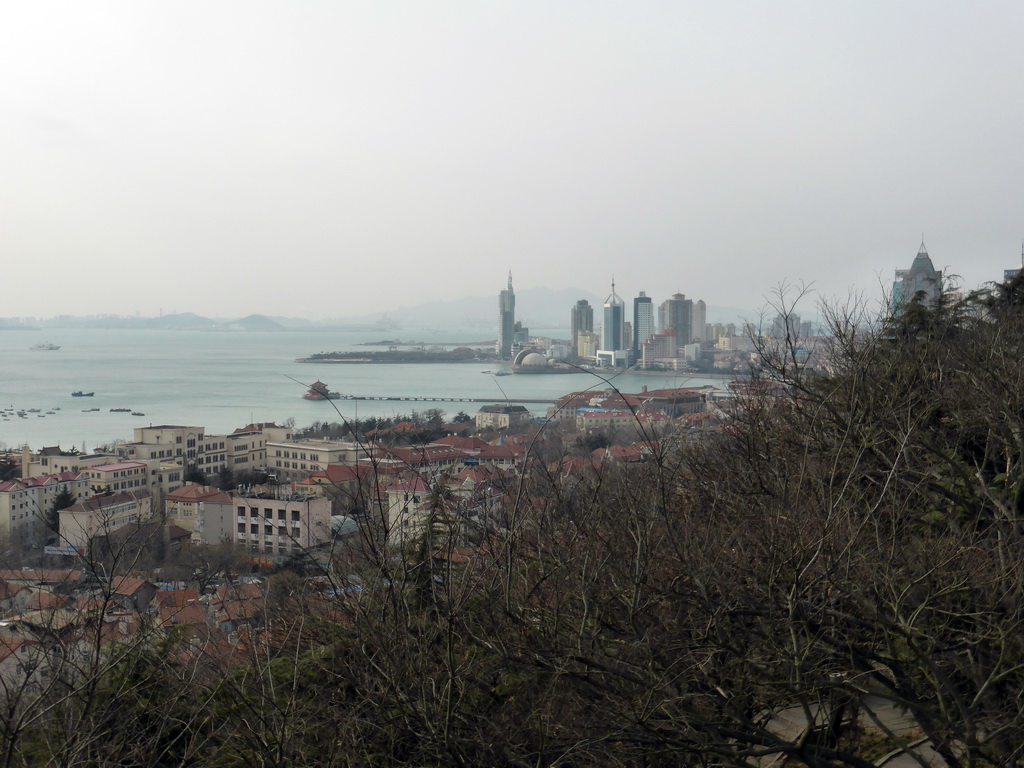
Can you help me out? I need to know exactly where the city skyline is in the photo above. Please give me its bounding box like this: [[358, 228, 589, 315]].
[[3, 2, 1023, 320]]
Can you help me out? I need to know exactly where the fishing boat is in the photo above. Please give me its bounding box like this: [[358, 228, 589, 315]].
[[303, 380, 341, 400], [31, 343, 60, 350], [71, 391, 95, 397]]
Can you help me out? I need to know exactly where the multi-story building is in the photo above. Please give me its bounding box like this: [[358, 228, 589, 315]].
[[640, 329, 679, 369], [497, 272, 516, 359], [128, 425, 206, 468], [81, 462, 151, 496], [595, 280, 628, 367], [27, 448, 121, 476], [0, 471, 90, 544], [770, 313, 801, 340], [265, 439, 374, 482], [385, 476, 502, 546], [633, 291, 654, 354], [59, 491, 153, 551], [198, 492, 332, 556], [577, 330, 599, 359], [121, 423, 291, 480], [691, 300, 707, 343], [659, 294, 692, 346], [601, 280, 625, 354], [164, 482, 232, 537], [570, 300, 593, 356], [474, 404, 532, 431], [893, 241, 943, 309]]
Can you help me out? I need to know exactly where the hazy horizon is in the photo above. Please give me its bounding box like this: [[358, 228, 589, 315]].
[[3, 2, 1022, 320]]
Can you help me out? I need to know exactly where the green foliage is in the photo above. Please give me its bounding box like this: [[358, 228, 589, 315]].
[[46, 485, 77, 531]]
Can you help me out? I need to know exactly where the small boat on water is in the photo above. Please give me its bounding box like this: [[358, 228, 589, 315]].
[[71, 391, 95, 397], [110, 408, 132, 413], [31, 343, 60, 351], [303, 380, 341, 400], [132, 411, 145, 416]]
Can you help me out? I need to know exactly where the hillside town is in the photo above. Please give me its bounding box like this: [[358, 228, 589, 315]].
[[0, 242, 969, 673], [0, 372, 741, 708], [0, 244, 1020, 765]]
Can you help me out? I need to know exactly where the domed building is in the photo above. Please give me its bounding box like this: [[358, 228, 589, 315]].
[[512, 348, 584, 375]]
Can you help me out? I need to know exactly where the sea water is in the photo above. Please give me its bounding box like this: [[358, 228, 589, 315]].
[[0, 328, 724, 451]]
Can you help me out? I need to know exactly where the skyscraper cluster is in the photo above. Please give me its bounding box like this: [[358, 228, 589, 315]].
[[572, 280, 712, 368]]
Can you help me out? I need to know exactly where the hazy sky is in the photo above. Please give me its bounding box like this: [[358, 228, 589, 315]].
[[3, 2, 1022, 320]]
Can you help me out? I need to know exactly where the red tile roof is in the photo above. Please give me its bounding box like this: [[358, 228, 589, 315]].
[[159, 602, 207, 627], [157, 588, 199, 608], [166, 483, 225, 502], [111, 576, 153, 596]]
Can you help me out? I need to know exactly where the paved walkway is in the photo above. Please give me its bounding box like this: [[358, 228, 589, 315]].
[[765, 694, 947, 767]]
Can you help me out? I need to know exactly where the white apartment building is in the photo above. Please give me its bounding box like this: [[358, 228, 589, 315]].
[[124, 423, 292, 479], [266, 440, 374, 482], [59, 491, 153, 551], [197, 492, 332, 556], [0, 471, 91, 543], [27, 448, 122, 476]]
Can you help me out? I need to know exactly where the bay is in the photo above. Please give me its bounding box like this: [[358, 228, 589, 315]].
[[0, 328, 725, 452]]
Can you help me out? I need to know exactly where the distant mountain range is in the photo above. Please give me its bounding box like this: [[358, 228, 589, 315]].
[[6, 289, 755, 332]]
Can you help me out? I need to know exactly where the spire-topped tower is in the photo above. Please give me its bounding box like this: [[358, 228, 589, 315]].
[[497, 271, 516, 359], [602, 278, 625, 354], [893, 239, 943, 310]]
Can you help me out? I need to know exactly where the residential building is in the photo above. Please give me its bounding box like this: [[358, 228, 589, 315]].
[[265, 439, 375, 482], [691, 300, 707, 342], [659, 294, 692, 346], [0, 471, 90, 544], [200, 493, 332, 556], [164, 483, 232, 536], [640, 329, 679, 369], [570, 300, 593, 355], [25, 447, 123, 477], [385, 475, 501, 546], [497, 272, 516, 359], [81, 462, 150, 496], [577, 330, 599, 359], [58, 491, 152, 552], [474, 404, 532, 431], [129, 425, 205, 468]]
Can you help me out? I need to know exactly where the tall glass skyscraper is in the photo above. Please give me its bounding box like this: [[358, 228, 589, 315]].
[[602, 280, 625, 353], [497, 272, 515, 358], [633, 291, 653, 353]]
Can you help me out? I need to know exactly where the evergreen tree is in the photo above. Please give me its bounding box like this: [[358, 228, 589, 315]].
[[46, 486, 76, 531]]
